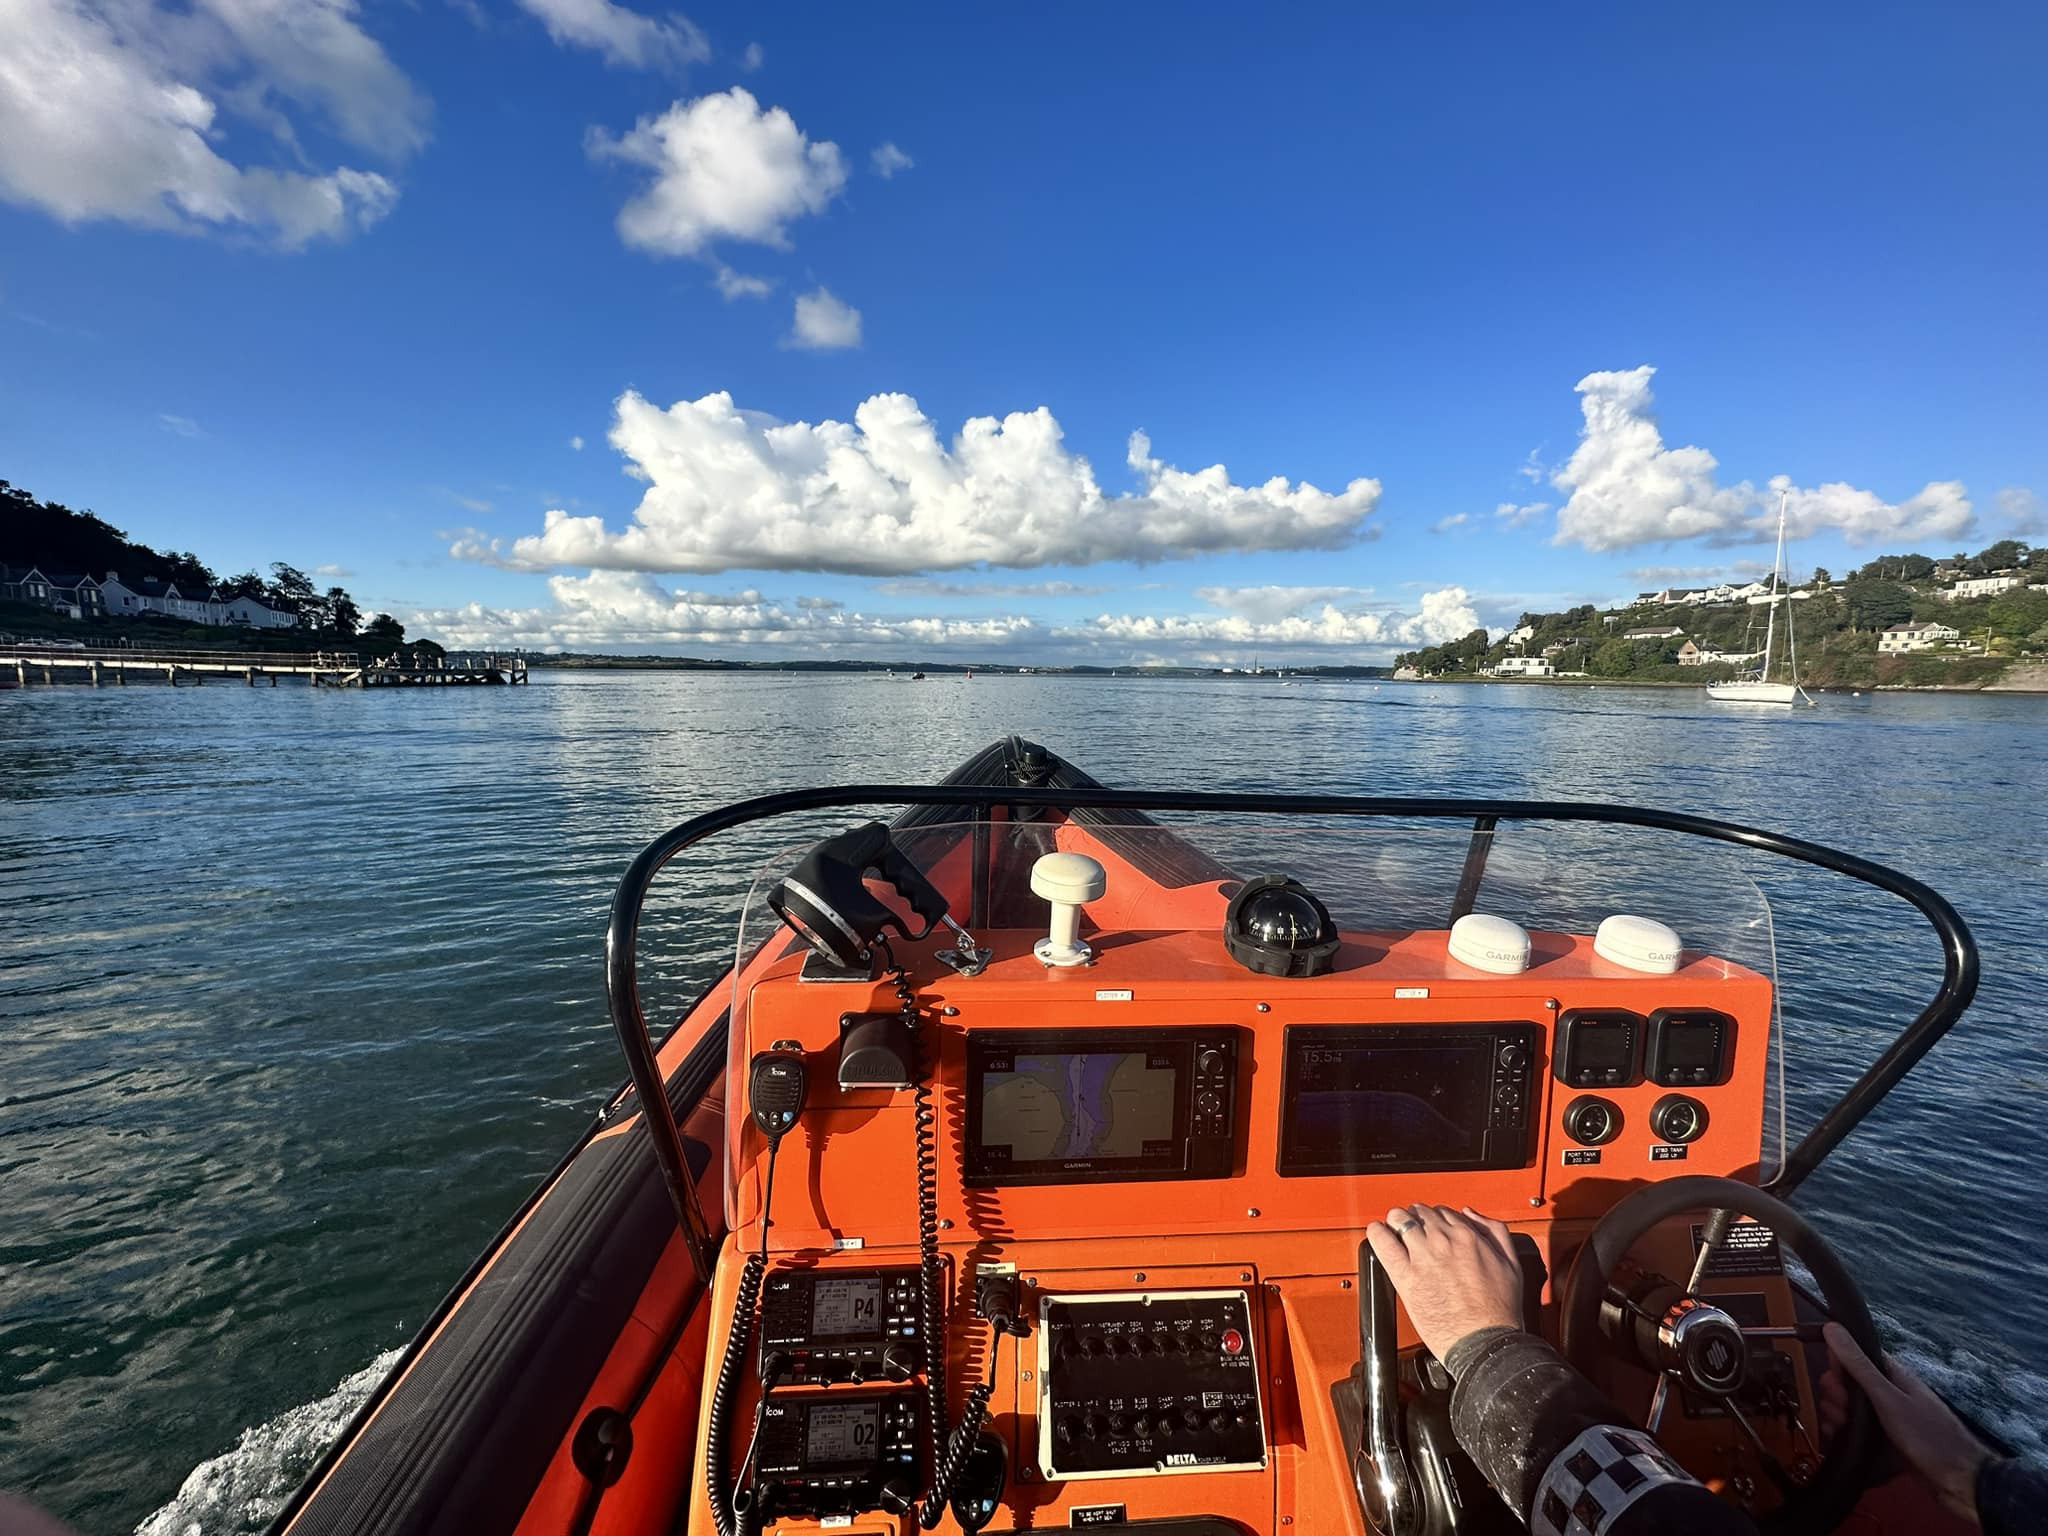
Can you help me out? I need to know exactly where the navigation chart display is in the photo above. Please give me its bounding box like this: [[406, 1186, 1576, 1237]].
[[963, 1028, 1240, 1186], [982, 1051, 1177, 1162]]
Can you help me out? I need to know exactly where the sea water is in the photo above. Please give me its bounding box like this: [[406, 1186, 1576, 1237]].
[[1, 673, 2043, 1532]]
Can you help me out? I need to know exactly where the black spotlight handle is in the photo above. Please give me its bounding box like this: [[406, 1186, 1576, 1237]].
[[768, 822, 953, 967]]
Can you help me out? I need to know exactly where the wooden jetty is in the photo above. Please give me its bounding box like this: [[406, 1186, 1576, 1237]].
[[0, 645, 528, 689]]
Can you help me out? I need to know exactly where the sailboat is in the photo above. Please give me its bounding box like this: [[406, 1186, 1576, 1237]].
[[1708, 490, 1811, 705]]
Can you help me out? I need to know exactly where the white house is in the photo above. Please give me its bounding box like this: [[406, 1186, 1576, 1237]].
[[1946, 574, 2022, 600], [1495, 655, 1553, 677], [1676, 641, 1703, 665], [225, 594, 298, 629], [1623, 626, 1684, 641], [1507, 624, 1535, 648], [1878, 621, 1961, 653]]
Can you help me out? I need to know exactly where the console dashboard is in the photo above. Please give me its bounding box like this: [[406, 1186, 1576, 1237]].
[[696, 918, 1777, 1536]]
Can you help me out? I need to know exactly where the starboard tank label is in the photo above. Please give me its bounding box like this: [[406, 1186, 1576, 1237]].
[[1651, 1144, 1688, 1161]]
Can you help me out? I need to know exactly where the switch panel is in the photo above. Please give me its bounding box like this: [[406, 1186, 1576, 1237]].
[[1036, 1289, 1266, 1480]]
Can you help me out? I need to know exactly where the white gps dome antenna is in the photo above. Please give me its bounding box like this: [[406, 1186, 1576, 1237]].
[[1031, 852, 1107, 967], [1447, 913, 1532, 975], [1594, 914, 1683, 974]]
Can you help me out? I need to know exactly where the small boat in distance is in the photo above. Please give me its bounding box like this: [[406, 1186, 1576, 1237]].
[[1708, 490, 1812, 706]]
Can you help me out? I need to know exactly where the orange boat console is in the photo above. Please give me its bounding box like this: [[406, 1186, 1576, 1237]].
[[683, 822, 1806, 1536]]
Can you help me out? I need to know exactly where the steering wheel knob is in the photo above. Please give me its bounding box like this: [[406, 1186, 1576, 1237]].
[[1658, 1298, 1748, 1396]]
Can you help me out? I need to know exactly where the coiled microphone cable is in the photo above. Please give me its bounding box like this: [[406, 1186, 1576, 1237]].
[[876, 936, 950, 1505], [707, 1051, 806, 1536]]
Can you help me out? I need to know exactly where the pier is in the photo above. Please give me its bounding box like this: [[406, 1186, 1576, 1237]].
[[0, 645, 529, 689]]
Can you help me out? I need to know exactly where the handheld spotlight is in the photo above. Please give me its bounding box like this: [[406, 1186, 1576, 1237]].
[[767, 821, 962, 969]]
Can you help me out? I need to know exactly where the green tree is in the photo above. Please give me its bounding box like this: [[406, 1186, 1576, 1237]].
[[364, 613, 406, 644], [268, 562, 315, 612], [1845, 579, 1913, 631], [223, 569, 266, 599], [325, 587, 361, 637], [1972, 539, 2029, 573]]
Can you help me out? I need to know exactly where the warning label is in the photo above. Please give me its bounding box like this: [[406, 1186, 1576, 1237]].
[[1689, 1220, 1784, 1278]]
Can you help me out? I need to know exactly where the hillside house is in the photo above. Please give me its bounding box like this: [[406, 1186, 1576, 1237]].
[[1493, 655, 1553, 677], [1946, 574, 2022, 600], [0, 566, 105, 618], [225, 594, 299, 629], [1878, 621, 1961, 653], [1676, 641, 1703, 665], [1623, 626, 1684, 640]]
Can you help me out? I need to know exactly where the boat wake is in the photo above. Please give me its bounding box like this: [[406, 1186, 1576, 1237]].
[[1896, 1342, 2048, 1459], [135, 1350, 401, 1536]]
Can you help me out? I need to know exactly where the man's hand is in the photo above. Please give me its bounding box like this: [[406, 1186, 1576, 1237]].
[[1821, 1321, 1992, 1524], [1365, 1203, 1525, 1360]]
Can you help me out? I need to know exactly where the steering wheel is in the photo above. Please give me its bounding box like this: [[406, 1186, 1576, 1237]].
[[1559, 1175, 1880, 1533]]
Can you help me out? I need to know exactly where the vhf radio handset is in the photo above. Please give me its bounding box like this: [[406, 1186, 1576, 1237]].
[[705, 1048, 809, 1536]]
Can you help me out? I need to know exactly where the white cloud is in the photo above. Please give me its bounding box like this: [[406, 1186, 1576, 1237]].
[[1518, 448, 1546, 483], [1766, 473, 1973, 547], [512, 0, 706, 71], [787, 286, 861, 349], [1551, 366, 1974, 551], [438, 488, 494, 514], [1432, 512, 1470, 533], [410, 571, 1042, 651], [870, 142, 913, 178], [587, 87, 846, 257], [1194, 586, 1373, 624], [878, 578, 1112, 598], [1997, 487, 2045, 535], [713, 263, 774, 299], [740, 41, 763, 71], [1090, 586, 1477, 650], [570, 435, 585, 451], [159, 412, 204, 437], [313, 562, 354, 577], [401, 572, 1471, 661], [0, 0, 419, 246], [470, 387, 1383, 576], [1495, 501, 1548, 528], [1624, 561, 1771, 586]]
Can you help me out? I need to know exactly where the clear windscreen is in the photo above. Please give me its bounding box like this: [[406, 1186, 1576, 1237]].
[[721, 813, 1801, 1224]]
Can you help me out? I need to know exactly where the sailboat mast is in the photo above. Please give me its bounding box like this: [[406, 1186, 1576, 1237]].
[[1760, 491, 1786, 679]]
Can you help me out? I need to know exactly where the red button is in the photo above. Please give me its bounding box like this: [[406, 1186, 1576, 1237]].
[[1221, 1328, 1245, 1356]]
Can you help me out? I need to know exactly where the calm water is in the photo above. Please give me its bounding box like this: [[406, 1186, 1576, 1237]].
[[2, 673, 2043, 1533]]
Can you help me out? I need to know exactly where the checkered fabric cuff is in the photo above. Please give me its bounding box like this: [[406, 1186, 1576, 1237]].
[[1529, 1423, 1698, 1534]]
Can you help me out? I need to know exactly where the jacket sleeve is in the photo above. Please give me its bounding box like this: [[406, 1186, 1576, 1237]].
[[1978, 1455, 2048, 1536], [1443, 1327, 1757, 1535]]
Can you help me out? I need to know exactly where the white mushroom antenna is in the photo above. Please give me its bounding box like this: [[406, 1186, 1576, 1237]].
[[1447, 913, 1532, 975], [1032, 852, 1107, 968]]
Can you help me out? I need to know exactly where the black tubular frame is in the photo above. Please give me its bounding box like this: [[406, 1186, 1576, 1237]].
[[607, 785, 1979, 1277]]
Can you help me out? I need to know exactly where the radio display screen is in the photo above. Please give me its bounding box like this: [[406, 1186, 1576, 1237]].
[[1279, 1025, 1531, 1175], [805, 1401, 879, 1465], [810, 1275, 882, 1337]]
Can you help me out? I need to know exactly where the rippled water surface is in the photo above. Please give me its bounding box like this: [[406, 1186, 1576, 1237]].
[[2, 674, 2043, 1532]]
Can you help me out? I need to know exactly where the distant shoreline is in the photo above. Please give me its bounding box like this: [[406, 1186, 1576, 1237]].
[[1393, 667, 2048, 695]]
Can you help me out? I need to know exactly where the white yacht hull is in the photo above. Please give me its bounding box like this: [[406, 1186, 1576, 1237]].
[[1707, 680, 1799, 704]]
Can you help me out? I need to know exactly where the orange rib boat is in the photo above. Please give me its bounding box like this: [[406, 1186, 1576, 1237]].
[[268, 737, 1985, 1536]]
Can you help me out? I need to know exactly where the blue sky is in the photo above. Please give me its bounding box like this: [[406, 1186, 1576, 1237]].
[[3, 3, 2043, 661]]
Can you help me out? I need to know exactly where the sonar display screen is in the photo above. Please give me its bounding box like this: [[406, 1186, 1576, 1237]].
[[969, 1039, 1189, 1180]]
